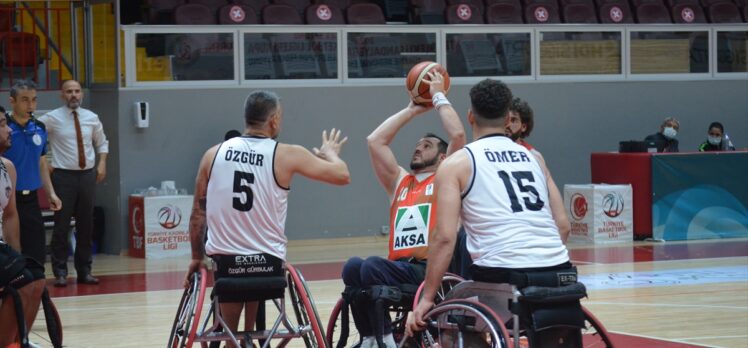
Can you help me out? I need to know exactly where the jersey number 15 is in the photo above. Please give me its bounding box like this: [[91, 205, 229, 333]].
[[498, 170, 544, 213]]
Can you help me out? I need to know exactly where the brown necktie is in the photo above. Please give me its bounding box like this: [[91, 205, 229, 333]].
[[73, 111, 85, 169]]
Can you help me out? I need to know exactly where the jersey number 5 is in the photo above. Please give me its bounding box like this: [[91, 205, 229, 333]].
[[233, 171, 255, 211], [498, 170, 544, 213]]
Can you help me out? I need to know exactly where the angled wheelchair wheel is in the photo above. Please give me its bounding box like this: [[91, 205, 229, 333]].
[[419, 299, 510, 348], [325, 297, 361, 348], [581, 306, 614, 348], [287, 264, 327, 348], [168, 268, 207, 348], [414, 273, 464, 308]]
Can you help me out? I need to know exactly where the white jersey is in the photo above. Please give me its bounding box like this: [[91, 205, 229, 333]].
[[462, 134, 568, 269], [205, 136, 289, 260], [0, 159, 11, 240]]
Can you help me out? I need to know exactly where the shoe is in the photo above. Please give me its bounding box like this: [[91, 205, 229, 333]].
[[54, 276, 67, 287], [77, 274, 100, 285], [28, 341, 43, 348]]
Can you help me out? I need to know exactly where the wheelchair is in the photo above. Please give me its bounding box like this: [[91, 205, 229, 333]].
[[325, 273, 464, 348], [416, 269, 614, 348], [168, 263, 326, 348]]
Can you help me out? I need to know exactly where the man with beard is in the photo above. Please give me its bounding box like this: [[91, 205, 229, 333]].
[[340, 71, 465, 348], [505, 98, 569, 244], [39, 80, 109, 287]]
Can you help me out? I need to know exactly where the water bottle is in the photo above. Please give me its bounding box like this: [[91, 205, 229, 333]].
[[724, 133, 736, 150]]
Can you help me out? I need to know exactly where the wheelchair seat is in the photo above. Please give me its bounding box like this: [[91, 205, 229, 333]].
[[212, 276, 287, 302]]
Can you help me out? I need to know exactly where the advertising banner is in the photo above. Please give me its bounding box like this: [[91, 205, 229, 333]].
[[129, 195, 192, 259], [564, 184, 633, 244], [652, 152, 748, 240]]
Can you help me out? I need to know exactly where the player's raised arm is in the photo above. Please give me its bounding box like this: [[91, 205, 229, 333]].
[[277, 128, 350, 186], [423, 71, 466, 156]]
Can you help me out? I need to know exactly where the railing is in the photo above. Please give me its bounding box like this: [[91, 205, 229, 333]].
[[0, 3, 81, 91], [121, 24, 748, 88]]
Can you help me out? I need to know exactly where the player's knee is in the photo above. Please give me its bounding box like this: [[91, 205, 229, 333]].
[[360, 256, 387, 283], [341, 257, 365, 285]]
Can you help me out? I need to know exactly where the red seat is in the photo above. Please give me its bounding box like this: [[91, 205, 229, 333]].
[[411, 0, 447, 23], [272, 0, 311, 17], [174, 3, 218, 23], [346, 3, 386, 24], [631, 0, 664, 7], [445, 4, 485, 23], [559, 0, 594, 7], [262, 4, 304, 23], [636, 3, 673, 22], [524, 3, 561, 23], [1, 32, 40, 70], [486, 2, 525, 23], [305, 3, 345, 23], [485, 0, 521, 6], [0, 4, 13, 31], [315, 0, 351, 10], [146, 0, 186, 24], [447, 0, 485, 12], [672, 3, 707, 22], [599, 1, 634, 22], [523, 0, 560, 8], [563, 2, 599, 22], [188, 0, 228, 12], [707, 1, 743, 22], [699, 0, 728, 6], [233, 0, 270, 13], [219, 4, 259, 23]]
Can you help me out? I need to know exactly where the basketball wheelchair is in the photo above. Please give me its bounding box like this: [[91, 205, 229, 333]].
[[168, 263, 326, 348], [415, 267, 614, 348], [325, 273, 464, 348]]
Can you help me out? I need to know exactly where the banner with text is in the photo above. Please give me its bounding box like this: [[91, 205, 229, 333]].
[[564, 184, 633, 244], [129, 195, 193, 259]]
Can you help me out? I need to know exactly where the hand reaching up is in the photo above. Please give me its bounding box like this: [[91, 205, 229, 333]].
[[313, 128, 348, 160]]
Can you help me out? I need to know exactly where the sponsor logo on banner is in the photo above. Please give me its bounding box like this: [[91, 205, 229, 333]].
[[393, 203, 431, 250], [158, 204, 182, 229], [602, 192, 624, 218], [570, 193, 588, 221]]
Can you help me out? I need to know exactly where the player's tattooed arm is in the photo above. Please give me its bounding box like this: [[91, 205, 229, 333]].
[[189, 197, 207, 260]]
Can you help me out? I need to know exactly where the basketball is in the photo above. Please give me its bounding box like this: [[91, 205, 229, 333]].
[[406, 61, 450, 106]]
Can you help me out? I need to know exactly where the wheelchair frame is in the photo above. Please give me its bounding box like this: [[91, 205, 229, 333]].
[[417, 281, 614, 348], [168, 264, 326, 348], [325, 273, 464, 348]]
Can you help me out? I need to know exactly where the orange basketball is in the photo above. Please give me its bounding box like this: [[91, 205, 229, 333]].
[[406, 61, 450, 106]]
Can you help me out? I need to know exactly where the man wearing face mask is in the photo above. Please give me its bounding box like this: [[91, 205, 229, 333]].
[[698, 122, 736, 152], [644, 117, 680, 153]]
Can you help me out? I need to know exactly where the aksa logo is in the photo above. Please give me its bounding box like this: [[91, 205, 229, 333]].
[[570, 193, 588, 221], [158, 204, 182, 229], [602, 192, 624, 218]]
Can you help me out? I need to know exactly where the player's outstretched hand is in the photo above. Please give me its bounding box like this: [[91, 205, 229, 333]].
[[313, 128, 348, 160], [423, 70, 446, 96]]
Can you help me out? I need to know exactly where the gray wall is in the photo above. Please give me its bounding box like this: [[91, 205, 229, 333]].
[[9, 81, 746, 254]]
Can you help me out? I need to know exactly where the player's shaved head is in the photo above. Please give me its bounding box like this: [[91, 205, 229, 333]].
[[244, 91, 280, 127]]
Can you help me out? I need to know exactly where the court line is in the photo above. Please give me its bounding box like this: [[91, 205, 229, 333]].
[[606, 331, 720, 348], [675, 335, 748, 340], [585, 301, 748, 310]]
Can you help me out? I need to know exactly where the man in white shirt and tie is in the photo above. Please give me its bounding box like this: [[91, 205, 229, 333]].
[[39, 80, 108, 287]]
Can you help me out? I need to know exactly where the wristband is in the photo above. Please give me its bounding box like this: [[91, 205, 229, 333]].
[[432, 92, 451, 109]]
